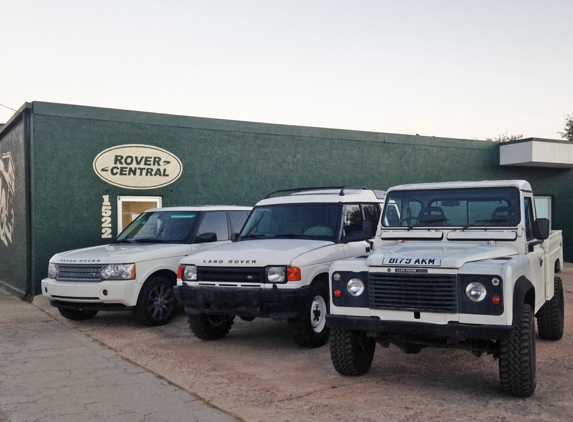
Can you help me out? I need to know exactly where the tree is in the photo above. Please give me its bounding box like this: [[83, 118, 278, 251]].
[[486, 131, 523, 142], [558, 113, 573, 141]]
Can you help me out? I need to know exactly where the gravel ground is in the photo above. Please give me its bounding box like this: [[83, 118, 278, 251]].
[[33, 265, 573, 422]]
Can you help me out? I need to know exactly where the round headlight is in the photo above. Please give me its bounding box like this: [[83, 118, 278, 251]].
[[465, 282, 487, 302], [267, 266, 286, 283], [183, 265, 197, 281], [347, 278, 365, 297], [48, 263, 57, 279]]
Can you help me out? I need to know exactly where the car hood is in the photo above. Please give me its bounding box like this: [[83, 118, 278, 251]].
[[367, 242, 519, 268], [50, 243, 193, 264], [181, 238, 334, 267]]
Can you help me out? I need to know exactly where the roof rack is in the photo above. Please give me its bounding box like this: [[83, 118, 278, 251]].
[[264, 186, 377, 199]]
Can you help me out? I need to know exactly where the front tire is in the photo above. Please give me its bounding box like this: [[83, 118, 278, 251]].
[[330, 328, 376, 376], [499, 303, 536, 397], [291, 280, 330, 348], [134, 277, 177, 327], [189, 314, 235, 340], [536, 276, 564, 340], [58, 308, 98, 321]]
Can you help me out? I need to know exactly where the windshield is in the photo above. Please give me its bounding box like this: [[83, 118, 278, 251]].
[[239, 203, 341, 242], [115, 211, 200, 244], [382, 187, 521, 229]]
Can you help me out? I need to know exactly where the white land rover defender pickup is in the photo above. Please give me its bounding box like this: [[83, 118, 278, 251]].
[[327, 180, 564, 397], [41, 206, 251, 326], [175, 187, 386, 348]]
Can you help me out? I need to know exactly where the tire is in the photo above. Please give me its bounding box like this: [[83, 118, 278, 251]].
[[58, 307, 98, 321], [134, 276, 177, 327], [536, 276, 564, 341], [291, 280, 330, 348], [330, 328, 376, 376], [499, 303, 536, 397], [188, 314, 235, 340]]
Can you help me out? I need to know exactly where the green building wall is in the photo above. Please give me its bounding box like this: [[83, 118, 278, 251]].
[[0, 101, 571, 297]]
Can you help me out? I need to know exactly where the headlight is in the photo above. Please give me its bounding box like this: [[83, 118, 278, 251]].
[[101, 264, 135, 280], [347, 278, 365, 297], [48, 263, 57, 279], [465, 282, 487, 302], [266, 266, 286, 283], [183, 265, 197, 281]]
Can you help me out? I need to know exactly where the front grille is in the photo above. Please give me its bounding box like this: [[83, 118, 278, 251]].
[[197, 267, 266, 283], [368, 272, 458, 313], [56, 265, 105, 282]]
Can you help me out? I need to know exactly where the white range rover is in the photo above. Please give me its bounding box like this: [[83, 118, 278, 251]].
[[41, 205, 251, 326]]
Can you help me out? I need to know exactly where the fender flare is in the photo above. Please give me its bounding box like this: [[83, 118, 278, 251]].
[[512, 275, 535, 327]]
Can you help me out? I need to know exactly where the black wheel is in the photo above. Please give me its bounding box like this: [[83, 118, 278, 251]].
[[291, 280, 330, 348], [188, 314, 235, 340], [536, 276, 565, 340], [58, 307, 98, 321], [499, 303, 536, 397], [330, 328, 376, 376], [134, 277, 177, 327]]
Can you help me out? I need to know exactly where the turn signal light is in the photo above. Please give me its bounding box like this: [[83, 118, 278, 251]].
[[287, 267, 301, 281], [334, 289, 342, 298], [492, 295, 501, 305]]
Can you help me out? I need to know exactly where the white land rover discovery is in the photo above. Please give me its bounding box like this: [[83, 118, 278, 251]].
[[175, 187, 386, 347], [41, 206, 251, 326]]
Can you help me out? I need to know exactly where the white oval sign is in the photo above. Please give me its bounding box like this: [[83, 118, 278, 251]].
[[93, 144, 183, 189]]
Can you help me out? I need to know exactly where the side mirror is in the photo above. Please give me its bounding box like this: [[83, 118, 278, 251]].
[[345, 231, 370, 243], [195, 232, 217, 243], [533, 218, 549, 240]]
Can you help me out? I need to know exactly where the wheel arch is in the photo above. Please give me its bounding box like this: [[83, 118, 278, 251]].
[[145, 269, 177, 286]]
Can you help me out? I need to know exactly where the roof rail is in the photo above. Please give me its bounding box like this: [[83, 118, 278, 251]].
[[264, 186, 374, 199]]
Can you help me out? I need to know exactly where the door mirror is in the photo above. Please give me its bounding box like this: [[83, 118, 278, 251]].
[[533, 218, 549, 240], [195, 232, 217, 243]]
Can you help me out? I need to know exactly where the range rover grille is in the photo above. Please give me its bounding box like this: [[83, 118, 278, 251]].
[[56, 265, 105, 282], [368, 272, 458, 313]]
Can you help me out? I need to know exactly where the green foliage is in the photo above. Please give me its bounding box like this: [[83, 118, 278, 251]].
[[486, 131, 523, 143], [558, 113, 573, 141]]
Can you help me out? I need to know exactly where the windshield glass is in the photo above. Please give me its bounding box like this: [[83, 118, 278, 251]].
[[239, 203, 340, 241], [382, 187, 521, 228], [115, 211, 200, 244]]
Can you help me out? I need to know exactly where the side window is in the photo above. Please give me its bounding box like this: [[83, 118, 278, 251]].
[[343, 204, 363, 235], [343, 204, 379, 238], [524, 198, 534, 240], [196, 212, 229, 241], [229, 211, 249, 235]]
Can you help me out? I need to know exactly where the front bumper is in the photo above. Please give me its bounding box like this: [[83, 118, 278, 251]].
[[41, 277, 139, 307], [326, 314, 514, 342], [174, 284, 312, 320]]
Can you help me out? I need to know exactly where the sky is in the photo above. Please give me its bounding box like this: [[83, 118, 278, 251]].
[[1, 0, 572, 141]]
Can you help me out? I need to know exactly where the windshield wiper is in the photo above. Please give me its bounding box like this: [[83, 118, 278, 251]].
[[112, 239, 133, 244], [408, 218, 449, 230], [274, 234, 309, 239], [461, 219, 509, 230], [240, 234, 268, 240], [133, 238, 165, 243]]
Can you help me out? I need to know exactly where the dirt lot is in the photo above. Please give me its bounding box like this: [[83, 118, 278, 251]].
[[35, 265, 573, 422]]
